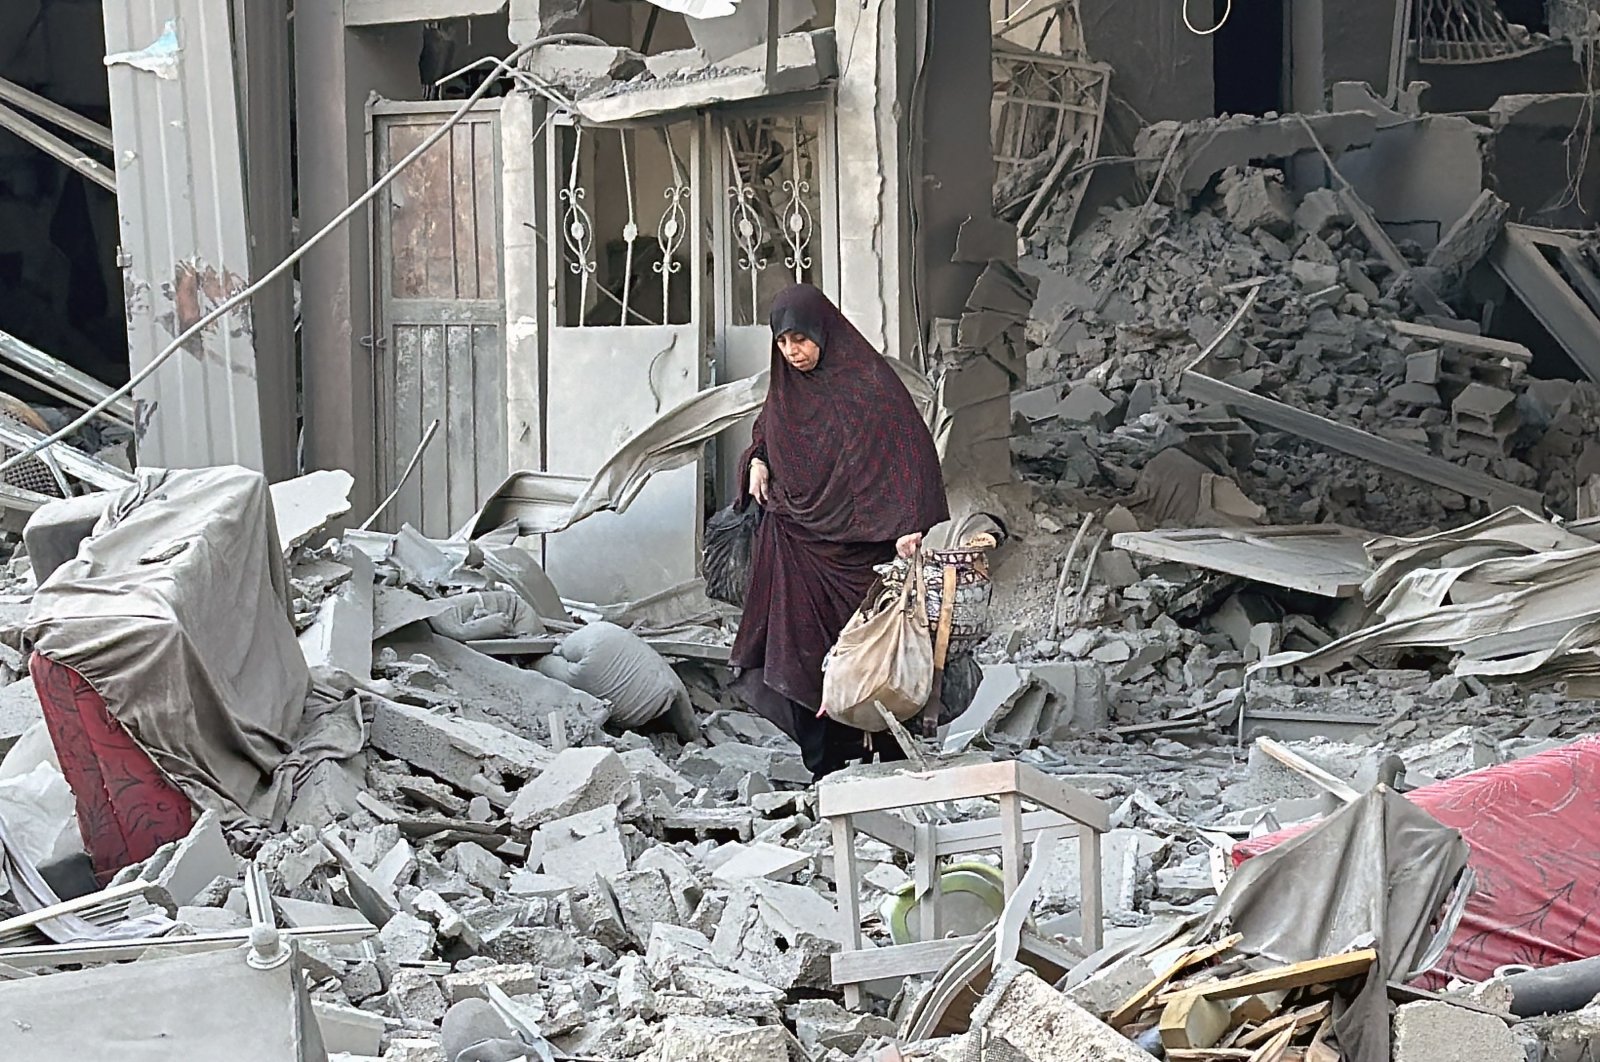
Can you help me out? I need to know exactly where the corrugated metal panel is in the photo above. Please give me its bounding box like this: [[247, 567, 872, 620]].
[[102, 4, 265, 470], [373, 105, 507, 538]]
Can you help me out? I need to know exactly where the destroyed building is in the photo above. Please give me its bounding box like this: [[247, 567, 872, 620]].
[[12, 0, 1600, 1060]]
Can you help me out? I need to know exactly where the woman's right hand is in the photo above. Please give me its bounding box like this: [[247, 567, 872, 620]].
[[749, 458, 771, 506]]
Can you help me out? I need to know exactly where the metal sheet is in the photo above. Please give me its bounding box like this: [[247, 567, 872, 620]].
[[0, 943, 319, 1060], [542, 325, 703, 605], [1111, 525, 1375, 598], [373, 104, 507, 539], [101, 4, 265, 470]]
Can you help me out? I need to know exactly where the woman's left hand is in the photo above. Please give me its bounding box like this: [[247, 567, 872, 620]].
[[895, 532, 923, 559]]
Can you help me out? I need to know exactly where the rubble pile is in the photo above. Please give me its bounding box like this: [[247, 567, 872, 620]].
[[1010, 166, 1600, 529]]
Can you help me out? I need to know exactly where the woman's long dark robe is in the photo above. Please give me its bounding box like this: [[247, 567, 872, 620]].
[[730, 285, 949, 774]]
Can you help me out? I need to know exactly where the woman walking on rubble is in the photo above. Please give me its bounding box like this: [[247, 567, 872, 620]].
[[730, 283, 950, 781]]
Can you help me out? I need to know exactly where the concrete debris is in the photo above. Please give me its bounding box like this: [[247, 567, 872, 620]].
[[15, 9, 1600, 1062], [510, 746, 631, 829], [969, 964, 1152, 1061], [1393, 1000, 1522, 1062]]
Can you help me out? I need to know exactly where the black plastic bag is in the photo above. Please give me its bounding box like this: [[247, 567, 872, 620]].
[[704, 503, 761, 607]]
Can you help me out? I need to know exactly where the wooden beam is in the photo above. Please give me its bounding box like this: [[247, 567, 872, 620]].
[[1389, 320, 1533, 363], [1234, 1001, 1332, 1049], [1180, 367, 1541, 510], [1159, 950, 1377, 1005], [831, 933, 979, 986], [1108, 933, 1243, 1029], [1160, 993, 1233, 1050]]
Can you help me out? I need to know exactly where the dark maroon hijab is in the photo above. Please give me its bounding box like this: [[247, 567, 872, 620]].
[[745, 284, 948, 543]]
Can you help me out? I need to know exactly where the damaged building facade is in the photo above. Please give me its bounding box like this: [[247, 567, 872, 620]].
[[13, 0, 1600, 1061]]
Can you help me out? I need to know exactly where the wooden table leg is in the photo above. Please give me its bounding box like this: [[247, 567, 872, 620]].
[[1079, 826, 1103, 952], [999, 793, 1024, 897], [831, 814, 864, 1008]]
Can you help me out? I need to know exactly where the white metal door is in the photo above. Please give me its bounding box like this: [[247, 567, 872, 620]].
[[540, 117, 705, 605]]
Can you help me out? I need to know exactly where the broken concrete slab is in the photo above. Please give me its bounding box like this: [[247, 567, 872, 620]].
[[1393, 999, 1521, 1062], [1427, 189, 1508, 288], [575, 31, 837, 126], [386, 632, 608, 746], [608, 867, 687, 944], [110, 809, 235, 907], [640, 1015, 798, 1062], [442, 963, 540, 1005], [380, 911, 438, 963], [270, 469, 355, 552], [299, 545, 375, 687], [711, 880, 845, 992], [707, 842, 810, 886], [1137, 111, 1378, 199], [970, 964, 1153, 1061], [790, 997, 898, 1055], [388, 968, 449, 1025], [536, 804, 629, 887], [312, 999, 385, 1056], [0, 676, 42, 756], [509, 746, 631, 830], [367, 696, 551, 795], [482, 925, 585, 968], [444, 841, 507, 893]]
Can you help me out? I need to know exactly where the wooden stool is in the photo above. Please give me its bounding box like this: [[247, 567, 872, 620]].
[[820, 759, 1111, 1007]]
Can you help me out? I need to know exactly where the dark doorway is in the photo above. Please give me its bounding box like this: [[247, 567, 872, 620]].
[[1211, 0, 1286, 117]]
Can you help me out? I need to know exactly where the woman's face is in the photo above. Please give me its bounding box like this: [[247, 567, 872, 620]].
[[777, 330, 821, 373]]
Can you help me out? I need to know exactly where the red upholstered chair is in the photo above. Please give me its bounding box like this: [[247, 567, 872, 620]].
[[1234, 736, 1600, 987], [29, 652, 194, 882]]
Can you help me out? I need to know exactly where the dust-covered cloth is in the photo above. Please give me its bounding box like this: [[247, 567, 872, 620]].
[[535, 621, 696, 738], [24, 467, 362, 826]]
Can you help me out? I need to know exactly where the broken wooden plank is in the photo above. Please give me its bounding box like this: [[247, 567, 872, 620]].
[[1491, 224, 1600, 383], [1246, 1024, 1298, 1062], [1160, 950, 1377, 1005], [1161, 993, 1234, 1050], [1254, 738, 1360, 803], [1389, 320, 1532, 363], [1235, 1001, 1333, 1049], [1108, 933, 1244, 1029], [1179, 367, 1541, 510]]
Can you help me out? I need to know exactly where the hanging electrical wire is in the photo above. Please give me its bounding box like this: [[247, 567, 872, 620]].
[[0, 36, 598, 478], [1183, 0, 1233, 35]]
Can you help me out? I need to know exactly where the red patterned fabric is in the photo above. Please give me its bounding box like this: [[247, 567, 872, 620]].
[[1233, 737, 1600, 985], [30, 653, 194, 881]]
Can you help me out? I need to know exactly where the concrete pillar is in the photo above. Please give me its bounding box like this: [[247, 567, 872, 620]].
[[833, 0, 919, 361], [293, 0, 421, 514]]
